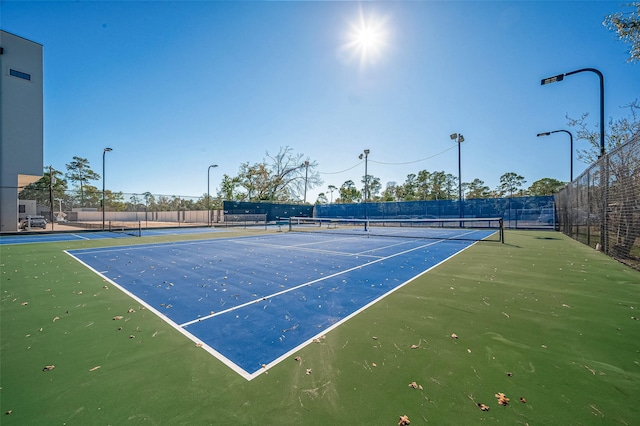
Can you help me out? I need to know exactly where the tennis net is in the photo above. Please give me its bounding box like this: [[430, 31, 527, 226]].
[[108, 221, 142, 237], [287, 217, 504, 243]]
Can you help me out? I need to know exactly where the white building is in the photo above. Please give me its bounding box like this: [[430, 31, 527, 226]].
[[0, 30, 44, 232]]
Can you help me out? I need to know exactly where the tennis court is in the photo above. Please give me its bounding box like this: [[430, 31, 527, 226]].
[[67, 228, 495, 379], [0, 226, 228, 245]]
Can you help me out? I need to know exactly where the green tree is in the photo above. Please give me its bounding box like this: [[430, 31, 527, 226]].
[[402, 174, 417, 201], [568, 100, 640, 164], [327, 185, 338, 203], [604, 2, 640, 63], [497, 172, 526, 197], [415, 170, 432, 200], [19, 167, 68, 207], [235, 147, 321, 202], [65, 156, 100, 206], [464, 178, 491, 199], [315, 193, 328, 205], [217, 174, 241, 201], [338, 180, 361, 203], [528, 178, 566, 196], [361, 174, 381, 201]]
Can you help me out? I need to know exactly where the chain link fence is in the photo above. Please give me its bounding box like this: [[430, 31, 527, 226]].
[[315, 196, 556, 229], [556, 134, 640, 271], [16, 190, 217, 227]]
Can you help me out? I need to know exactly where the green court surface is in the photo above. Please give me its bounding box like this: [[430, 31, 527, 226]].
[[1, 230, 639, 425]]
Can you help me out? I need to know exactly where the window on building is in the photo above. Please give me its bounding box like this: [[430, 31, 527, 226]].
[[9, 69, 31, 81]]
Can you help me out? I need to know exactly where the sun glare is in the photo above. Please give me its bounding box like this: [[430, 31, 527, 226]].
[[341, 9, 389, 68]]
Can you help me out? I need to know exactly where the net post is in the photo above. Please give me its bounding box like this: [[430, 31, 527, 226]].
[[137, 220, 141, 237], [499, 218, 504, 243], [108, 221, 112, 232], [288, 217, 292, 232]]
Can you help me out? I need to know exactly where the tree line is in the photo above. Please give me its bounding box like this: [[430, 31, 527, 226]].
[[20, 97, 638, 211]]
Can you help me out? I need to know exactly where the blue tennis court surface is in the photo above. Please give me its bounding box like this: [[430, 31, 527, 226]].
[[0, 227, 228, 245], [67, 230, 494, 380]]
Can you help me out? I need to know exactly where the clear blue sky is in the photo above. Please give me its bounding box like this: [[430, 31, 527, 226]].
[[2, 1, 638, 202]]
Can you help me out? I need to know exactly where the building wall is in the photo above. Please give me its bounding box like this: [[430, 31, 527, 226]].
[[0, 31, 44, 232]]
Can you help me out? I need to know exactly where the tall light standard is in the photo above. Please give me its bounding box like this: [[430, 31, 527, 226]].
[[541, 68, 604, 158], [102, 147, 112, 230], [537, 130, 574, 181], [303, 160, 310, 203], [450, 133, 465, 222], [358, 149, 370, 202], [207, 164, 218, 227], [542, 68, 606, 252], [358, 149, 370, 222]]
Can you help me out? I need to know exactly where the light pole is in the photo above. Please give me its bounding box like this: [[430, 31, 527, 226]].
[[450, 133, 465, 223], [207, 164, 218, 227], [358, 149, 370, 202], [303, 160, 309, 203], [541, 68, 604, 158], [537, 130, 574, 181], [49, 165, 55, 231], [358, 149, 370, 222], [102, 147, 112, 230]]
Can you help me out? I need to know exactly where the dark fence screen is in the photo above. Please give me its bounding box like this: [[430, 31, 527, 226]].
[[315, 196, 556, 229], [223, 201, 313, 223]]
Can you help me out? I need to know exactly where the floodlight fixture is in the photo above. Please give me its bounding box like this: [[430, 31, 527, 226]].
[[540, 74, 564, 85]]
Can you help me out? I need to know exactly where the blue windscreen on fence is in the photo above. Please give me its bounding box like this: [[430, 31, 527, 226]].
[[314, 196, 556, 229]]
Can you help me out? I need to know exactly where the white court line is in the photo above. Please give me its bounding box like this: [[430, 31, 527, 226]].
[[230, 232, 429, 258], [179, 237, 446, 327], [71, 233, 91, 240]]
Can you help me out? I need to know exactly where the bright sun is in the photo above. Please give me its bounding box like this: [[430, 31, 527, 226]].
[[342, 9, 389, 68]]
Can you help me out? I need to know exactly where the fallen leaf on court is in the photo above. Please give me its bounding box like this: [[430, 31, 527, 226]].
[[21, 302, 28, 306], [408, 381, 419, 389], [506, 372, 513, 377], [113, 316, 123, 320], [398, 414, 410, 425], [520, 397, 526, 403], [53, 316, 60, 322], [89, 366, 101, 372], [305, 368, 312, 375], [495, 392, 510, 406], [372, 336, 378, 340], [5, 410, 12, 415], [195, 343, 203, 348], [103, 285, 108, 289], [372, 362, 377, 367], [129, 335, 135, 339], [451, 333, 458, 339], [294, 356, 301, 362], [42, 365, 55, 371], [410, 344, 419, 349], [128, 308, 135, 313], [477, 403, 490, 411]]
